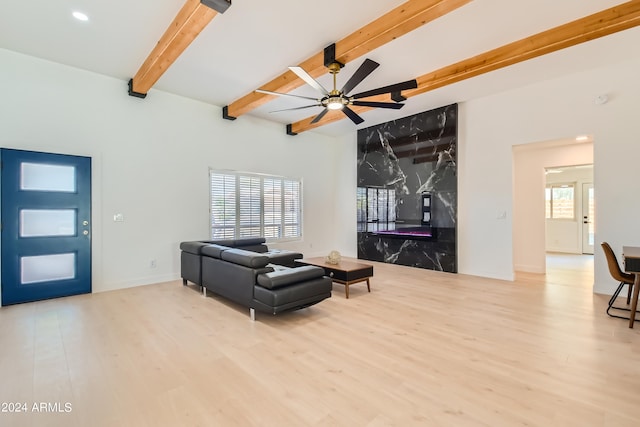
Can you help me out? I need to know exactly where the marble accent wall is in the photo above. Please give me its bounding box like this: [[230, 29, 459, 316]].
[[357, 103, 457, 272]]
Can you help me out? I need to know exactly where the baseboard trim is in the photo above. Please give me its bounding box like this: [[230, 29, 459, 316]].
[[593, 281, 616, 296], [95, 273, 180, 293]]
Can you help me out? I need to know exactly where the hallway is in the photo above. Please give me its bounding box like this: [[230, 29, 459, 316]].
[[545, 252, 594, 288], [516, 252, 594, 290]]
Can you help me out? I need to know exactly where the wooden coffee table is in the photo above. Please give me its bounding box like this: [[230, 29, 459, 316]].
[[295, 257, 373, 298]]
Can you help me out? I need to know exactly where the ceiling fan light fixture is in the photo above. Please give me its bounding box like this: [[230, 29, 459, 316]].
[[323, 94, 347, 110], [327, 99, 345, 110], [72, 11, 89, 21]]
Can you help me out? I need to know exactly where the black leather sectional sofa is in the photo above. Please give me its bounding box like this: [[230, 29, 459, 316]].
[[180, 238, 332, 319]]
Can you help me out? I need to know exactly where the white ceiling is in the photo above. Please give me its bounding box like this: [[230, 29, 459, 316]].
[[1, 0, 638, 136]]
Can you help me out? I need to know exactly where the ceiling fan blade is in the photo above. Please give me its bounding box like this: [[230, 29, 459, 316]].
[[269, 104, 322, 113], [342, 106, 365, 125], [289, 66, 329, 96], [256, 89, 318, 101], [341, 59, 380, 95], [351, 79, 418, 100], [310, 108, 329, 124], [351, 100, 405, 109]]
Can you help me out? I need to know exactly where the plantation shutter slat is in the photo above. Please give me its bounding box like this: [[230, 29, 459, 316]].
[[210, 173, 236, 239], [263, 178, 282, 239], [239, 176, 261, 238], [283, 179, 300, 238]]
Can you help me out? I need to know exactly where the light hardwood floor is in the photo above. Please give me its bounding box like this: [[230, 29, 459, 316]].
[[1, 256, 638, 427]]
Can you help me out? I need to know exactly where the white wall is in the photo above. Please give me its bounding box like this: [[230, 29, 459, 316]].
[[459, 56, 640, 292], [512, 141, 593, 273], [333, 132, 359, 258], [0, 49, 344, 292]]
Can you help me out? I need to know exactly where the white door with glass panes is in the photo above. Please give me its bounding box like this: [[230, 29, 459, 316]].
[[1, 149, 91, 306]]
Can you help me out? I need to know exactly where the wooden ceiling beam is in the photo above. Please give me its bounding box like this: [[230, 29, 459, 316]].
[[128, 0, 228, 98], [223, 0, 472, 119], [288, 0, 640, 134]]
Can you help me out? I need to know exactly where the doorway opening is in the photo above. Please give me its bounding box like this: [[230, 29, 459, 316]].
[[544, 164, 594, 289], [512, 136, 594, 290]]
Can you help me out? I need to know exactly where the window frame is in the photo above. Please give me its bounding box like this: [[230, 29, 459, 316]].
[[209, 169, 303, 242], [545, 182, 576, 220]]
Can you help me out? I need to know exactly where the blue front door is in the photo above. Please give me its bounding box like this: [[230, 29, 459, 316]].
[[1, 149, 91, 305]]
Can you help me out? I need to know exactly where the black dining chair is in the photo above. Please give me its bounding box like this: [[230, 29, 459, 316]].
[[601, 242, 636, 320]]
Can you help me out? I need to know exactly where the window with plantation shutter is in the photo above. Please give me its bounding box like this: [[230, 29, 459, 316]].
[[209, 170, 302, 241]]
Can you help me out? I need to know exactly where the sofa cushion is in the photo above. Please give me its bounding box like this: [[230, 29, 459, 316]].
[[179, 241, 210, 255], [220, 248, 270, 268], [233, 237, 266, 246], [265, 249, 303, 267], [201, 244, 231, 259], [256, 265, 325, 289], [253, 277, 332, 307], [208, 239, 237, 247], [240, 244, 268, 253], [266, 263, 291, 272], [208, 237, 267, 248]]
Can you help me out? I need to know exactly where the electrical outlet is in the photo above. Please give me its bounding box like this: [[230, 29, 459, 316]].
[[150, 259, 157, 268]]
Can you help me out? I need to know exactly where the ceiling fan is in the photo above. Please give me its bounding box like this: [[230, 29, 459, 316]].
[[256, 44, 418, 125]]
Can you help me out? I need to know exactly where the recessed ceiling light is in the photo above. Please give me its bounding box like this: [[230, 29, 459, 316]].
[[72, 11, 89, 22]]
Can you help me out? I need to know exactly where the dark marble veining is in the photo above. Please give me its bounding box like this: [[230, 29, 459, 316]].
[[357, 104, 457, 273]]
